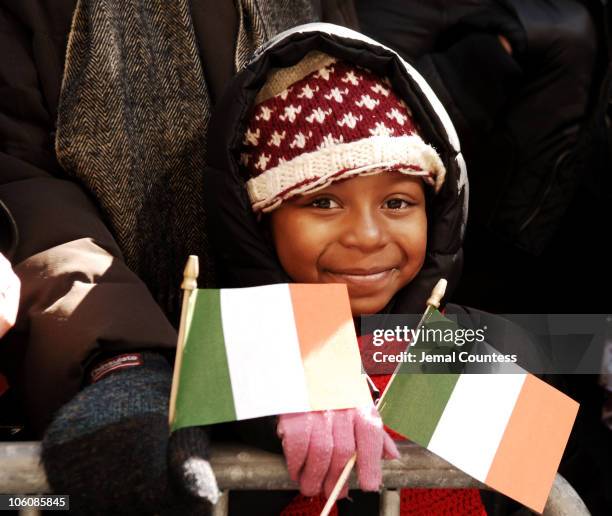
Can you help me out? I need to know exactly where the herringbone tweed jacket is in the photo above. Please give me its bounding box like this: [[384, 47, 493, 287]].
[[56, 0, 322, 321]]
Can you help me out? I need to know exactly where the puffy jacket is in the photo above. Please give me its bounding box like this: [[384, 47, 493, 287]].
[[202, 27, 554, 515]]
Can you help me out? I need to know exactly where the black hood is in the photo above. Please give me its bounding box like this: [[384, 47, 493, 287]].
[[204, 23, 468, 313]]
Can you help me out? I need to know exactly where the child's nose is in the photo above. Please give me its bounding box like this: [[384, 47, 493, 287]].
[[340, 209, 387, 251]]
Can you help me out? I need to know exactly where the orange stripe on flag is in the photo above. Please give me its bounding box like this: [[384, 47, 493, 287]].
[[485, 374, 579, 513], [289, 284, 371, 411]]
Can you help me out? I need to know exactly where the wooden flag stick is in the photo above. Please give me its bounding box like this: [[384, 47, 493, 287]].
[[320, 455, 357, 516], [320, 279, 448, 516], [168, 255, 199, 427]]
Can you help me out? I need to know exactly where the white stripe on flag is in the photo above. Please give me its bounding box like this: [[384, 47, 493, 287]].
[[428, 373, 527, 481], [220, 284, 310, 420]]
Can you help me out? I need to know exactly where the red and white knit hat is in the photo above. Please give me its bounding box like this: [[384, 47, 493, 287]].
[[241, 52, 446, 212]]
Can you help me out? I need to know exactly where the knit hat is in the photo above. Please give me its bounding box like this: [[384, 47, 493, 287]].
[[241, 52, 446, 212]]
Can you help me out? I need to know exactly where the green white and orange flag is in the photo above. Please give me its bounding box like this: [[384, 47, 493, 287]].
[[378, 308, 579, 514], [169, 283, 371, 431]]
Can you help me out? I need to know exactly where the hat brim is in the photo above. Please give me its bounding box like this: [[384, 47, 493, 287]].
[[246, 134, 446, 212]]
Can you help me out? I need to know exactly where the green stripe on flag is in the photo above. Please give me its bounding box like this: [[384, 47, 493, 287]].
[[378, 308, 462, 446], [172, 289, 236, 430], [379, 373, 459, 446]]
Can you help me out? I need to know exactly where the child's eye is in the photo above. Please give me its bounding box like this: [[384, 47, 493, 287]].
[[310, 197, 340, 209], [383, 198, 413, 210]]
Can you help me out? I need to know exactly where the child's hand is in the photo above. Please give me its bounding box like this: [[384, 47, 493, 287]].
[[277, 405, 400, 499], [0, 252, 19, 338]]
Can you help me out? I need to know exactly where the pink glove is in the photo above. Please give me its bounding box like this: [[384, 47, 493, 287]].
[[277, 404, 400, 499], [0, 253, 20, 338]]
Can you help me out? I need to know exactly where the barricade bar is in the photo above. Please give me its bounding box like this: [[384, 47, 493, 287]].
[[0, 442, 590, 515]]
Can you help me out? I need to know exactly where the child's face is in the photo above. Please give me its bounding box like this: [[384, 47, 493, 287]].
[[270, 171, 427, 315]]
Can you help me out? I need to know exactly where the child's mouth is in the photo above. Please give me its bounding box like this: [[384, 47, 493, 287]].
[[324, 267, 397, 289]]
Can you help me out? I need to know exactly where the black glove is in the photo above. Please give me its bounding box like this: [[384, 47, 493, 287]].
[[41, 352, 219, 515]]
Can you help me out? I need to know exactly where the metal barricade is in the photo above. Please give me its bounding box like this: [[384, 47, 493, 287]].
[[0, 441, 590, 515]]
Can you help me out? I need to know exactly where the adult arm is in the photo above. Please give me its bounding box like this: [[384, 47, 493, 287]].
[[0, 3, 176, 435]]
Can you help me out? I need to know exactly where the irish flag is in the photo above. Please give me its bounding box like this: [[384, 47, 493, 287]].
[[170, 283, 371, 432], [379, 309, 579, 513]]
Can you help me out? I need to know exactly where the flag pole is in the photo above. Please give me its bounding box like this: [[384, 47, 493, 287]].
[[168, 255, 199, 427], [320, 278, 447, 516]]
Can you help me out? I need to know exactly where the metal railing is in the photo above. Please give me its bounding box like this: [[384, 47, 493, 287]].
[[0, 441, 590, 515]]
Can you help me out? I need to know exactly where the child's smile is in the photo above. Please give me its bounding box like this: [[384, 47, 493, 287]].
[[322, 266, 401, 306], [270, 171, 428, 315]]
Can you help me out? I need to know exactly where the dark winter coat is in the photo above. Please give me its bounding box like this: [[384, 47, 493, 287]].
[[355, 0, 597, 254]]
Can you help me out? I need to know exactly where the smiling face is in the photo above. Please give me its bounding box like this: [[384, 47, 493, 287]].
[[270, 171, 427, 316]]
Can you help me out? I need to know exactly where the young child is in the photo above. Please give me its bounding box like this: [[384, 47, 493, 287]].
[[204, 26, 481, 515]]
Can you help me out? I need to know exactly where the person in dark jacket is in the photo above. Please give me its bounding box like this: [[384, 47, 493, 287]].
[[202, 23, 494, 515], [355, 0, 596, 258], [352, 7, 612, 514], [353, 0, 598, 315], [0, 1, 359, 514]]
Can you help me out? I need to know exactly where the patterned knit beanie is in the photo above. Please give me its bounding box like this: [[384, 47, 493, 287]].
[[241, 52, 446, 212]]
